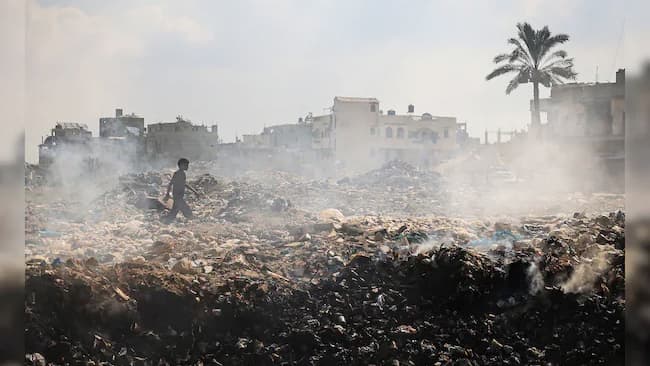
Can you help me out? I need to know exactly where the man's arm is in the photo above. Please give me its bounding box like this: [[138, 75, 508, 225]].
[[165, 172, 176, 198], [185, 183, 200, 196]]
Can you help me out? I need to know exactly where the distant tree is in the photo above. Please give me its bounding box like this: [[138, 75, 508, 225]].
[[486, 22, 577, 131]]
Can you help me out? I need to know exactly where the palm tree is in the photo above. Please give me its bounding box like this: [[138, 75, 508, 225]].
[[486, 22, 577, 130]]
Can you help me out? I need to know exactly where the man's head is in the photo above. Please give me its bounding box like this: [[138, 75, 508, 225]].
[[178, 158, 189, 170]]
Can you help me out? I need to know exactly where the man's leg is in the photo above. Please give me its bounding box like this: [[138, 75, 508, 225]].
[[164, 199, 180, 223], [179, 198, 193, 219]]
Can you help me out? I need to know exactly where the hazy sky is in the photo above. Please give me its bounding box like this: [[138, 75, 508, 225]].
[[5, 0, 648, 163]]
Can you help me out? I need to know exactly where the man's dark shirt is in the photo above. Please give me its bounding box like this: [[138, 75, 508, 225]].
[[170, 169, 186, 198]]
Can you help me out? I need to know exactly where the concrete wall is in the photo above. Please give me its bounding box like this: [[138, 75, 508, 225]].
[[233, 96, 460, 173], [311, 114, 333, 150], [242, 133, 270, 147], [145, 121, 219, 162], [541, 71, 625, 138], [264, 124, 312, 150], [611, 97, 625, 136], [332, 97, 380, 172], [329, 97, 461, 172], [100, 115, 145, 138], [377, 115, 457, 150]]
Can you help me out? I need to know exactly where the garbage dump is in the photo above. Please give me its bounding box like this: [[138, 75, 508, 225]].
[[25, 161, 625, 365]]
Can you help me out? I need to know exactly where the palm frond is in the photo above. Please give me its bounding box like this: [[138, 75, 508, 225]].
[[541, 57, 574, 72], [517, 22, 540, 63], [538, 33, 570, 60], [507, 38, 533, 64], [509, 49, 528, 63], [535, 26, 551, 54], [493, 53, 511, 63], [541, 50, 568, 66], [547, 66, 577, 80], [486, 64, 518, 80], [549, 50, 567, 59], [505, 71, 529, 94]]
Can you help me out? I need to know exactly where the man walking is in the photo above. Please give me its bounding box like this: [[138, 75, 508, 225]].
[[163, 158, 198, 223]]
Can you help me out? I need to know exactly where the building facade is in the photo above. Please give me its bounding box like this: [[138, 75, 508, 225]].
[[331, 97, 461, 171], [536, 69, 626, 191], [99, 108, 145, 138], [538, 69, 625, 138], [145, 117, 219, 162], [236, 96, 463, 173], [38, 122, 92, 167]]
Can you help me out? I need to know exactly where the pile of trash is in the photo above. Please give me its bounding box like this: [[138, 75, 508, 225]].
[[340, 160, 441, 188], [25, 207, 625, 365], [24, 162, 626, 364]]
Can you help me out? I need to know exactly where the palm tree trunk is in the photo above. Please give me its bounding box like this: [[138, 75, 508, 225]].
[[532, 81, 541, 126], [532, 81, 541, 140]]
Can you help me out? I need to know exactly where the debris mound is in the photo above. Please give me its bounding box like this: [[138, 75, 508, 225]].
[[26, 235, 624, 365], [25, 163, 626, 365], [341, 160, 440, 188]]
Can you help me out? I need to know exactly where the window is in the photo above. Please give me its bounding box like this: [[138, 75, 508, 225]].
[[444, 128, 449, 138], [397, 127, 404, 139], [385, 127, 393, 138], [370, 103, 376, 112], [370, 127, 376, 135]]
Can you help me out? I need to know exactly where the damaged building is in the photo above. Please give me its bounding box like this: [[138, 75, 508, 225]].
[[242, 120, 312, 151], [38, 122, 93, 168], [37, 111, 223, 173], [145, 116, 220, 162], [99, 108, 146, 164], [539, 69, 625, 138], [100, 108, 145, 138], [537, 69, 626, 190]]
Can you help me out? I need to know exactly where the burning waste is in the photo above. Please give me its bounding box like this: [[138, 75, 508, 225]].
[[25, 160, 625, 365]]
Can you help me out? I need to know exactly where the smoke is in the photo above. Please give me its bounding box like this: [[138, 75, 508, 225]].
[[42, 137, 143, 211], [527, 261, 544, 295], [438, 136, 623, 218], [561, 245, 616, 294], [412, 240, 443, 256]]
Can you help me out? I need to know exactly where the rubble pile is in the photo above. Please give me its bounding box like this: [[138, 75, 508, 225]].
[[25, 208, 624, 364], [24, 163, 626, 365], [341, 160, 440, 188], [25, 238, 624, 365]]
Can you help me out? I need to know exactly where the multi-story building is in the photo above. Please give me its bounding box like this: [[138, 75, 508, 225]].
[[145, 116, 219, 162], [536, 69, 626, 191], [311, 113, 334, 150], [242, 121, 312, 151], [539, 69, 625, 138], [99, 108, 146, 162], [330, 97, 461, 171], [99, 108, 145, 138], [237, 96, 463, 172], [38, 122, 92, 167], [376, 109, 458, 164]]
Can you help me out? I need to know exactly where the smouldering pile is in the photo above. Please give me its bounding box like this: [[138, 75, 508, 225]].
[[25, 163, 625, 365]]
